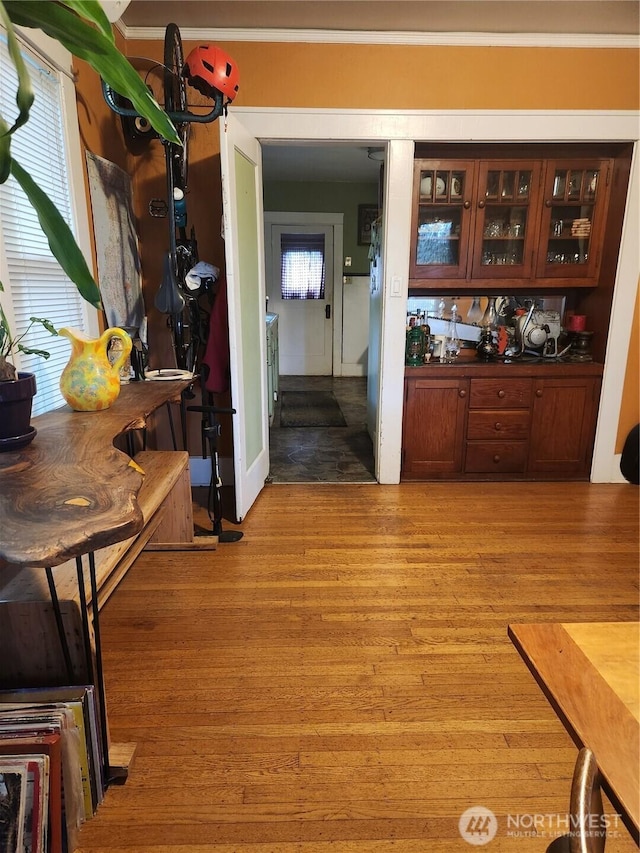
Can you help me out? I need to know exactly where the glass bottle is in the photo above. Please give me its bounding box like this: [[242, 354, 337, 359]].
[[481, 296, 498, 330], [442, 303, 461, 363], [467, 296, 483, 325]]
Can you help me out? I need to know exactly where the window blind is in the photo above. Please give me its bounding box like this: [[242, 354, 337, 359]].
[[0, 34, 88, 415], [280, 233, 326, 300]]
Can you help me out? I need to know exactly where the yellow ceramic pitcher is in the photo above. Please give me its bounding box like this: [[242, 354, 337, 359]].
[[59, 327, 132, 412]]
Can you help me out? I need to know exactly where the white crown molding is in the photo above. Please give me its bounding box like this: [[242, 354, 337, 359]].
[[118, 26, 639, 49]]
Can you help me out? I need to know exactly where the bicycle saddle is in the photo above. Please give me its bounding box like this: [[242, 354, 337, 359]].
[[155, 252, 186, 314]]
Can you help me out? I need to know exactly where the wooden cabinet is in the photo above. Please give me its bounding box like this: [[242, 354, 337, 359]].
[[528, 376, 601, 475], [410, 160, 476, 281], [402, 377, 468, 476], [536, 159, 613, 286], [402, 365, 602, 481], [409, 155, 612, 289], [470, 161, 544, 280], [465, 378, 532, 475]]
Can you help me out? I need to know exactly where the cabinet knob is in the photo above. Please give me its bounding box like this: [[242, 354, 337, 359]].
[[545, 199, 552, 207], [536, 389, 543, 397], [459, 389, 467, 398], [478, 200, 486, 209], [463, 200, 471, 209], [493, 455, 501, 463], [497, 389, 506, 398], [494, 422, 502, 431]]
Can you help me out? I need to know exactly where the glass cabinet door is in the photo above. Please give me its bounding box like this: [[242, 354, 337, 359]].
[[410, 160, 476, 280], [537, 159, 612, 282], [471, 161, 541, 280]]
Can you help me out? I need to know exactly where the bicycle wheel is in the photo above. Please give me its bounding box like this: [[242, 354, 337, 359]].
[[163, 22, 189, 191]]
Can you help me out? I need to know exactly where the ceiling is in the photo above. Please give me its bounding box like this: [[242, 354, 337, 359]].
[[121, 1, 639, 35], [260, 143, 383, 184], [119, 1, 639, 184]]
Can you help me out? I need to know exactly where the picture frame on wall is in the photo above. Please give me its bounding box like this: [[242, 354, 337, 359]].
[[357, 204, 378, 246]]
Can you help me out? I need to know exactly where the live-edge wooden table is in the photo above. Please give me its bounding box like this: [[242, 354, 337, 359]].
[[508, 621, 640, 845], [0, 380, 196, 787]]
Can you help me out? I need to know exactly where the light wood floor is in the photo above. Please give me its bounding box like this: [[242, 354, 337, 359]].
[[78, 482, 640, 852]]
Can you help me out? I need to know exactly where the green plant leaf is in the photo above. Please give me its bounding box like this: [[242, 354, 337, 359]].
[[17, 343, 51, 359], [0, 117, 11, 184], [0, 1, 35, 137], [10, 157, 102, 309], [57, 0, 114, 42], [29, 316, 58, 336], [4, 1, 180, 145]]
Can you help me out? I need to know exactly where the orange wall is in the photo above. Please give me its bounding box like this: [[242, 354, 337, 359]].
[[616, 282, 640, 451], [201, 43, 638, 111], [124, 39, 640, 112]]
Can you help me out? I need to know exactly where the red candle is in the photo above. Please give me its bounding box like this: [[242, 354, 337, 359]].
[[566, 314, 587, 332]]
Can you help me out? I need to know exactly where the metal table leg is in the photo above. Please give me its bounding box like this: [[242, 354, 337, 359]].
[[75, 553, 111, 787], [45, 566, 75, 683]]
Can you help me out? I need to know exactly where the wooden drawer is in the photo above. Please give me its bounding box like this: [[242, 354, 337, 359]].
[[469, 378, 532, 409], [467, 409, 530, 440], [465, 441, 528, 473]]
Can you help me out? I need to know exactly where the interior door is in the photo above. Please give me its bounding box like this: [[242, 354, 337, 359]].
[[267, 223, 334, 375], [219, 114, 269, 521]]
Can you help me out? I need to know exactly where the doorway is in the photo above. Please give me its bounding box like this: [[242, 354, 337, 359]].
[[262, 148, 379, 483], [265, 214, 339, 376], [268, 375, 376, 483]]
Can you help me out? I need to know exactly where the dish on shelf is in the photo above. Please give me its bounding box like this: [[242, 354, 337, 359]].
[[420, 175, 446, 196], [144, 369, 194, 381]]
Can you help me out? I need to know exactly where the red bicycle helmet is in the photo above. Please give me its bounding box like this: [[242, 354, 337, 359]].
[[182, 45, 239, 104]]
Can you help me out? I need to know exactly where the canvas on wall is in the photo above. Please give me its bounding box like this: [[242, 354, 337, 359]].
[[85, 152, 145, 336]]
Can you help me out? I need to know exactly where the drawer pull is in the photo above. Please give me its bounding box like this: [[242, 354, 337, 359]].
[[536, 389, 543, 397], [494, 422, 502, 431], [497, 389, 506, 398], [493, 455, 501, 463], [459, 389, 467, 398]]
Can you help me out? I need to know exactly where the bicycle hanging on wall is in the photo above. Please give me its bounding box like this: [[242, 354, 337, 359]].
[[102, 22, 237, 376], [103, 24, 244, 542]]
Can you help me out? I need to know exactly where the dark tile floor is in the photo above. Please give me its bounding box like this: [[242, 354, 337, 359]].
[[268, 375, 376, 483]]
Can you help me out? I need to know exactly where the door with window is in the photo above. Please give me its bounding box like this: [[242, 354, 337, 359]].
[[266, 222, 334, 375]]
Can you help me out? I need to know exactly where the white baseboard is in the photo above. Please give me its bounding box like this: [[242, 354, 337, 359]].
[[610, 454, 628, 483]]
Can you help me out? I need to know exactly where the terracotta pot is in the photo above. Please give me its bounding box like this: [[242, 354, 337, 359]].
[[0, 371, 37, 450]]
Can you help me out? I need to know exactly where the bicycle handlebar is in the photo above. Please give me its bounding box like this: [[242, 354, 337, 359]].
[[101, 80, 225, 125]]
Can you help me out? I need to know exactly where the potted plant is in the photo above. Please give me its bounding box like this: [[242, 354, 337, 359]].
[[0, 0, 179, 374], [0, 284, 58, 447]]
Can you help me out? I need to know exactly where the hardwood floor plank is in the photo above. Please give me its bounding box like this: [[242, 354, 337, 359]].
[[76, 482, 638, 852]]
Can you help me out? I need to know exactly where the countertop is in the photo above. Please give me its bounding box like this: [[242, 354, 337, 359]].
[[405, 358, 604, 378]]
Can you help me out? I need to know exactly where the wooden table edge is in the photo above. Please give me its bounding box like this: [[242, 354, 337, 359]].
[[508, 621, 640, 843]]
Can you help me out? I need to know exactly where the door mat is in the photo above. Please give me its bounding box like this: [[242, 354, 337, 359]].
[[279, 390, 347, 427]]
